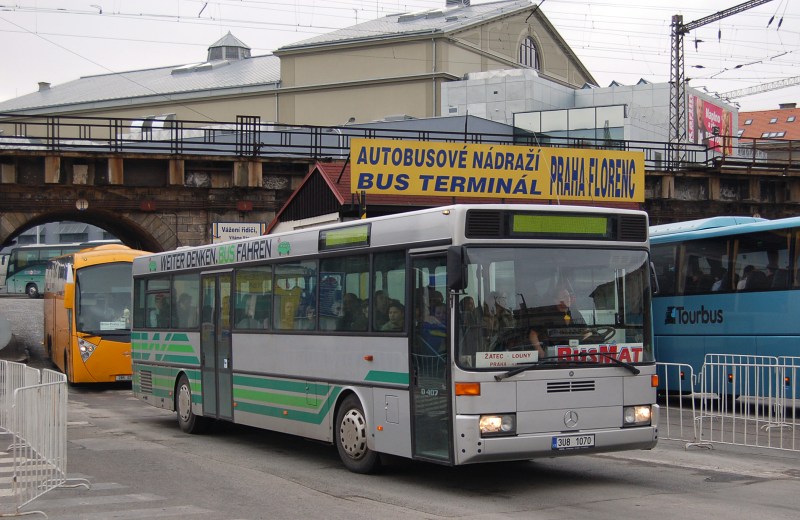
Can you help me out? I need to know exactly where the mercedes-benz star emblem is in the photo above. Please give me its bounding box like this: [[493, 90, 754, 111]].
[[564, 410, 579, 428]]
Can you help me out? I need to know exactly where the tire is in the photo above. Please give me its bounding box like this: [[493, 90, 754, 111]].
[[176, 374, 210, 434], [26, 283, 39, 298], [335, 395, 380, 474]]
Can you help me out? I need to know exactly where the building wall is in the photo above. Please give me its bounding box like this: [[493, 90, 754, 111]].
[[441, 69, 576, 123]]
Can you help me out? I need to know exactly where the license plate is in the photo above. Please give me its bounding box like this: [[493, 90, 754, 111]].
[[552, 434, 595, 450], [116, 375, 132, 382]]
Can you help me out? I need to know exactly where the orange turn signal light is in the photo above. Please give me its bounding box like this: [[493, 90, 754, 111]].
[[455, 382, 481, 396], [651, 374, 659, 388]]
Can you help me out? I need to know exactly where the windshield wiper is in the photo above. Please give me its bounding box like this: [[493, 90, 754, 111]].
[[494, 355, 560, 381], [494, 350, 640, 381], [576, 350, 640, 375]]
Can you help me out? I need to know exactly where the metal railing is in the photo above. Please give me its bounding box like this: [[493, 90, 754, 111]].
[[0, 361, 89, 518], [658, 355, 799, 453], [5, 112, 793, 174]]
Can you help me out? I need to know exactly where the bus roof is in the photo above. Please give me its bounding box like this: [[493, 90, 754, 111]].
[[648, 215, 800, 244], [649, 217, 766, 238]]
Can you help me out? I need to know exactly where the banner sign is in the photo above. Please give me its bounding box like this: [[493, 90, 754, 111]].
[[688, 94, 733, 154], [212, 222, 266, 244], [349, 138, 645, 203]]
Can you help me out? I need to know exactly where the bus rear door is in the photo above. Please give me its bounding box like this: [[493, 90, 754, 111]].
[[200, 272, 234, 421]]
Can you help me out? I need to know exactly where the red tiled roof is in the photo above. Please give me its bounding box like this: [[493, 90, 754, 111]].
[[738, 107, 800, 140]]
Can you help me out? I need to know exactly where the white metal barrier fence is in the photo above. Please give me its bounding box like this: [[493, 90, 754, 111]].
[[658, 356, 799, 452], [0, 361, 88, 518], [0, 361, 40, 434]]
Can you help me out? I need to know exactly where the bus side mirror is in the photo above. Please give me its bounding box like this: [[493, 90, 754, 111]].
[[447, 246, 468, 292], [63, 282, 75, 309]]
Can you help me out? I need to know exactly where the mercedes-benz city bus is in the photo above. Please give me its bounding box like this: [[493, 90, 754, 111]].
[[131, 205, 658, 473]]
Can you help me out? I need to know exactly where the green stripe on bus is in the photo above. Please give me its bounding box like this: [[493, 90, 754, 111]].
[[235, 388, 341, 425], [364, 370, 409, 385], [233, 388, 319, 409], [234, 375, 317, 395]]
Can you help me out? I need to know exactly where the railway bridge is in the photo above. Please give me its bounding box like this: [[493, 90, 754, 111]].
[[1, 113, 799, 252]]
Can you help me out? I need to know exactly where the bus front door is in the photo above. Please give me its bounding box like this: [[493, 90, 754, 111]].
[[200, 273, 234, 421], [410, 254, 453, 463]]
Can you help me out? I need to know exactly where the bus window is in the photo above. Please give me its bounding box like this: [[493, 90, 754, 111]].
[[372, 250, 406, 332], [143, 278, 171, 328], [274, 261, 316, 331], [321, 255, 368, 332], [235, 266, 272, 330], [173, 274, 200, 329]]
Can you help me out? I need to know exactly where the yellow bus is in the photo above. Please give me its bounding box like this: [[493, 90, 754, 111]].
[[44, 244, 150, 383]]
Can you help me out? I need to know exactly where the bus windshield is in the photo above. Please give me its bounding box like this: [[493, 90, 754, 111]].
[[455, 247, 653, 369], [75, 262, 133, 334]]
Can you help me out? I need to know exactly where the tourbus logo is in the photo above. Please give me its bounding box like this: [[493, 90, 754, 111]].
[[664, 305, 723, 325]]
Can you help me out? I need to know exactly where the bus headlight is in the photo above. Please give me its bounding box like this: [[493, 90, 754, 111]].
[[479, 414, 516, 437], [623, 405, 651, 426], [78, 338, 97, 362]]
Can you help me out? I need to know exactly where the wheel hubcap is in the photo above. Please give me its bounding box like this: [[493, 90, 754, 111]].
[[178, 384, 191, 421], [339, 408, 367, 460]]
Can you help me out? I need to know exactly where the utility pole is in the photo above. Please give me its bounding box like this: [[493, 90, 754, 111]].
[[669, 0, 773, 151]]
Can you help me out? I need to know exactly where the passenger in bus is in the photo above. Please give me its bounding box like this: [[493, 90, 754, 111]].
[[484, 291, 514, 336], [297, 305, 316, 330], [176, 293, 197, 328], [150, 294, 170, 328], [459, 296, 484, 358], [524, 286, 587, 352], [380, 301, 405, 332], [237, 294, 263, 329], [737, 265, 755, 290], [337, 293, 367, 331], [278, 299, 298, 330], [743, 269, 769, 291], [373, 290, 390, 329]]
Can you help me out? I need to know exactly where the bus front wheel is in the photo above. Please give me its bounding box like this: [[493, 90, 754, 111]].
[[176, 374, 209, 434], [26, 283, 39, 298], [335, 395, 380, 474]]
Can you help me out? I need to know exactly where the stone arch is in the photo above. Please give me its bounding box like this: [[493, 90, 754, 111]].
[[0, 209, 166, 253]]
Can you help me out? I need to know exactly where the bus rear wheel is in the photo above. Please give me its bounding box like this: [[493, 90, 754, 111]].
[[176, 374, 209, 434], [335, 395, 380, 474], [26, 283, 39, 298]]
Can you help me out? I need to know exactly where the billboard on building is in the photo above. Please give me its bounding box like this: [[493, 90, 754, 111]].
[[688, 94, 733, 155], [349, 138, 645, 203]]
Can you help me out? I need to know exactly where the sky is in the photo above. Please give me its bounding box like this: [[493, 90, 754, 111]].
[[0, 0, 798, 112]]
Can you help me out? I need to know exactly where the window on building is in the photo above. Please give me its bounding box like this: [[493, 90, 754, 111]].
[[788, 116, 796, 123], [744, 119, 753, 125], [736, 129, 745, 137], [518, 37, 540, 70], [761, 132, 770, 137], [769, 118, 778, 124], [777, 131, 786, 137]]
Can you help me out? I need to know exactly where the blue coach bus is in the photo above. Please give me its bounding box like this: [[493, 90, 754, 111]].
[[650, 216, 800, 393]]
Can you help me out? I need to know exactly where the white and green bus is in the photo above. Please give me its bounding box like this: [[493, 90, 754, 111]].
[[131, 204, 658, 473]]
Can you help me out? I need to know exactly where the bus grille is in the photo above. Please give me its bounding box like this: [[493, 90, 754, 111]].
[[547, 380, 595, 393], [140, 370, 153, 394], [465, 210, 503, 238], [618, 215, 647, 242]]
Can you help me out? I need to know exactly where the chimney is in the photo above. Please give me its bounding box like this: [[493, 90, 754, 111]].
[[38, 82, 51, 91], [779, 103, 796, 110]]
